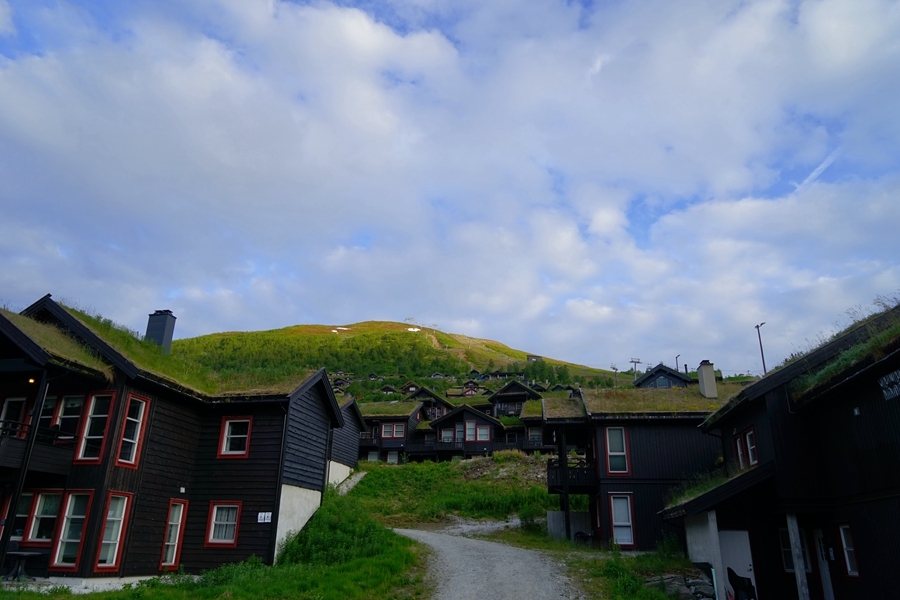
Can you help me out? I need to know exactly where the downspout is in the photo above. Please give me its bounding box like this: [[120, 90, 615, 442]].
[[0, 369, 49, 570]]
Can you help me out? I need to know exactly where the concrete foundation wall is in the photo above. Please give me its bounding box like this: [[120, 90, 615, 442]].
[[327, 461, 353, 486], [275, 485, 322, 556], [684, 510, 726, 600], [547, 511, 592, 540]]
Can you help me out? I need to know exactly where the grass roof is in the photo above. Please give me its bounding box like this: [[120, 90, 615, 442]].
[[544, 395, 586, 419], [520, 400, 543, 418], [1, 309, 113, 380], [359, 401, 419, 417], [583, 383, 744, 414]]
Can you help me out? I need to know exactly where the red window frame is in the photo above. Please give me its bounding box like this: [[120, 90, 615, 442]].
[[22, 489, 63, 547], [49, 490, 94, 572], [465, 420, 476, 441], [159, 499, 189, 571], [733, 427, 758, 469], [115, 394, 151, 469], [217, 416, 253, 459], [608, 493, 636, 549], [74, 391, 117, 464], [205, 501, 242, 548], [381, 422, 405, 439], [93, 491, 133, 573], [605, 426, 631, 476]]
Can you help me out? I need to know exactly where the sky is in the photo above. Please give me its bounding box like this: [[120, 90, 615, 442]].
[[1, 0, 899, 377]]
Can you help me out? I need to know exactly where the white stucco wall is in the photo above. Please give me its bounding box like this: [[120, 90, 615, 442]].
[[327, 460, 353, 486], [684, 510, 726, 600], [274, 484, 322, 556]]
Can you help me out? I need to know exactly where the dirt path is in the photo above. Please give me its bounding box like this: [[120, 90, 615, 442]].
[[395, 528, 580, 600]]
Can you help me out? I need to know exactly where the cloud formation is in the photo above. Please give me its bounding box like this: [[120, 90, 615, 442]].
[[1, 0, 899, 375]]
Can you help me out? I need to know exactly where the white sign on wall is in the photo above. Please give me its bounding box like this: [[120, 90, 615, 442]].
[[257, 512, 272, 523]]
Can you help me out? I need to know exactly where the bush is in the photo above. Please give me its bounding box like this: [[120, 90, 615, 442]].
[[518, 502, 545, 532]]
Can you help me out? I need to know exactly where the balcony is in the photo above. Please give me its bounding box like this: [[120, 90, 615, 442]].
[[547, 458, 597, 494], [0, 421, 75, 476]]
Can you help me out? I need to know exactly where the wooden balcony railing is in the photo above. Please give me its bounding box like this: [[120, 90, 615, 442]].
[[546, 458, 597, 492]]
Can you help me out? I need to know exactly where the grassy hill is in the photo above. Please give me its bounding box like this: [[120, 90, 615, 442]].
[[172, 320, 615, 393]]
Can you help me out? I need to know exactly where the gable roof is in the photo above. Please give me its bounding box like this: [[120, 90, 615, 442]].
[[340, 398, 366, 430], [406, 386, 453, 408], [429, 404, 503, 428], [490, 379, 543, 401], [633, 363, 694, 387], [704, 303, 900, 429]]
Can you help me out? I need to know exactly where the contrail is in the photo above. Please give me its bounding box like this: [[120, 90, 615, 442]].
[[795, 147, 842, 192]]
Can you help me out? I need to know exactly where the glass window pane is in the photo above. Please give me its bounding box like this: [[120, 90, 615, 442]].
[[609, 456, 627, 472], [612, 497, 630, 523], [608, 429, 625, 453]]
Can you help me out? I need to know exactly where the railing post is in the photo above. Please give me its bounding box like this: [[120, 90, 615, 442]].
[[557, 428, 570, 541]]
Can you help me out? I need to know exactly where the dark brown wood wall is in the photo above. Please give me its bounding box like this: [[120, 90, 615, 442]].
[[281, 384, 330, 491]]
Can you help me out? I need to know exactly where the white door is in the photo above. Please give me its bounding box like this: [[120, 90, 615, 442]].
[[719, 530, 758, 599], [814, 529, 835, 600]]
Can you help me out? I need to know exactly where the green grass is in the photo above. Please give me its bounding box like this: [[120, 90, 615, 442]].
[[352, 457, 565, 525], [6, 492, 426, 600], [665, 467, 732, 508]]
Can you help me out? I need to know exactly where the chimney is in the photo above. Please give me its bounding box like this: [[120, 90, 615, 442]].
[[698, 360, 717, 399], [146, 310, 176, 354]]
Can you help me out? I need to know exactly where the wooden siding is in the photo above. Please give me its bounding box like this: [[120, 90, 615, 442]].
[[282, 384, 330, 492], [331, 404, 361, 468], [596, 482, 685, 551]]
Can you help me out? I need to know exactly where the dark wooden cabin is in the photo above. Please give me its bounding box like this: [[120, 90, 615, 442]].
[[0, 295, 345, 580], [357, 401, 421, 464], [633, 363, 694, 389], [327, 399, 364, 485], [665, 306, 900, 600]]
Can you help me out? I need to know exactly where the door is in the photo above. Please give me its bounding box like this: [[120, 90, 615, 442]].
[[814, 529, 835, 600], [719, 530, 758, 600]]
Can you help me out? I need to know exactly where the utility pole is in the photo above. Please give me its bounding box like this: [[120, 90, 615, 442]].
[[630, 358, 642, 382], [675, 354, 681, 372], [755, 322, 767, 375], [610, 364, 618, 387]]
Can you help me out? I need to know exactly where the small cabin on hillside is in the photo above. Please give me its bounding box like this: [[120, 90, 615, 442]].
[[633, 364, 694, 389]]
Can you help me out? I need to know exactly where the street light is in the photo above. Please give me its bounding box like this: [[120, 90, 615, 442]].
[[755, 322, 767, 375], [675, 354, 681, 372]]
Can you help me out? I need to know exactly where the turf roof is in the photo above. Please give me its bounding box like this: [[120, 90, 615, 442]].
[[520, 399, 544, 418], [583, 383, 744, 415], [543, 395, 586, 419], [359, 401, 420, 417]]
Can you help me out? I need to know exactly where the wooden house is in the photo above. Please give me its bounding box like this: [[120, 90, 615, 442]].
[[357, 401, 421, 464], [0, 295, 349, 580], [664, 307, 900, 600], [489, 380, 542, 418], [633, 363, 694, 389], [545, 380, 733, 546], [327, 400, 365, 485], [424, 406, 504, 458]]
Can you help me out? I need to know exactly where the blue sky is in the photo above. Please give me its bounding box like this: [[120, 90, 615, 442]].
[[1, 0, 899, 376]]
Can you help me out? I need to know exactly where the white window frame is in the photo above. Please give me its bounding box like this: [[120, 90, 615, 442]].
[[117, 396, 147, 464], [55, 395, 84, 439], [606, 427, 629, 473], [207, 504, 240, 545], [220, 418, 251, 456], [839, 525, 859, 576], [476, 425, 490, 441], [387, 451, 399, 464], [78, 394, 113, 460], [53, 492, 91, 567], [465, 421, 476, 441], [29, 492, 61, 542], [778, 528, 812, 573], [97, 494, 129, 569], [441, 428, 454, 442], [161, 500, 187, 568], [610, 494, 634, 547]]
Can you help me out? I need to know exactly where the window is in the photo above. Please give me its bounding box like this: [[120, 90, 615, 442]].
[[218, 417, 252, 458], [465, 421, 476, 441], [387, 451, 399, 464], [455, 423, 464, 441], [610, 495, 634, 547], [56, 396, 84, 439], [606, 427, 629, 474], [734, 427, 758, 469], [381, 423, 405, 438], [10, 493, 33, 540], [29, 493, 62, 543], [160, 500, 188, 570], [528, 428, 542, 443], [77, 393, 114, 461], [476, 425, 490, 441], [441, 428, 454, 442], [0, 397, 26, 436], [425, 433, 436, 444], [367, 451, 379, 462], [205, 502, 241, 548], [37, 397, 58, 432], [53, 492, 92, 570], [839, 525, 859, 576], [779, 529, 812, 573], [116, 395, 149, 467], [96, 493, 131, 571]]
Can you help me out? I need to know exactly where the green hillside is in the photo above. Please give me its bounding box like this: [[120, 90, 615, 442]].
[[172, 321, 614, 391]]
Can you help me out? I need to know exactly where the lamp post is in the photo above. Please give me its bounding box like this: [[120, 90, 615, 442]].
[[675, 354, 681, 372], [755, 322, 767, 375]]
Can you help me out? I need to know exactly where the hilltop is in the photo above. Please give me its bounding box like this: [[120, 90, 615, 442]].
[[171, 320, 615, 396]]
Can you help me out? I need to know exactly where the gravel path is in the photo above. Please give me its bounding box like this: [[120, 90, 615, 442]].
[[395, 528, 580, 600]]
